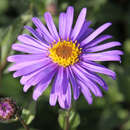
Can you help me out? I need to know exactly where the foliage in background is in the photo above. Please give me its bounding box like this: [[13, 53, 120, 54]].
[[0, 0, 130, 130]]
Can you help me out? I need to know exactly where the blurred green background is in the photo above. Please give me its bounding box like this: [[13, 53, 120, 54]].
[[0, 0, 130, 130]]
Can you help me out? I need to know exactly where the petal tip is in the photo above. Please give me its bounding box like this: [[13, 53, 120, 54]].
[[112, 76, 116, 80], [44, 12, 50, 18], [88, 100, 93, 104], [67, 6, 74, 11], [81, 8, 87, 15], [17, 35, 22, 41], [7, 56, 12, 62], [33, 97, 38, 101], [24, 25, 30, 30], [12, 44, 18, 50], [74, 95, 79, 100], [8, 67, 13, 72], [107, 22, 112, 26], [32, 17, 38, 22], [82, 8, 87, 12], [13, 73, 17, 78], [23, 88, 28, 93], [33, 93, 39, 101]]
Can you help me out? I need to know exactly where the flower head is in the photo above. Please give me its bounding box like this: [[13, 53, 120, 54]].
[[7, 6, 123, 109], [0, 98, 17, 121]]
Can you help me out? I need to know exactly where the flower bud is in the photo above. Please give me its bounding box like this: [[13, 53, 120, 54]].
[[0, 98, 18, 121]]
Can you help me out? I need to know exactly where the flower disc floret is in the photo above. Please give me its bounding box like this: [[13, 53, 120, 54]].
[[49, 40, 81, 67]]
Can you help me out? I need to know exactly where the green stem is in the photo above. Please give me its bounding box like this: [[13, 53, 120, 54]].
[[65, 109, 70, 130], [17, 114, 30, 130]]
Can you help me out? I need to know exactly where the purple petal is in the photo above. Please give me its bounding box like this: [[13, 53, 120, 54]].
[[24, 26, 49, 45], [18, 34, 48, 49], [57, 82, 71, 109], [67, 67, 80, 100], [75, 64, 108, 90], [32, 67, 57, 100], [44, 12, 59, 41], [82, 50, 123, 62], [66, 83, 71, 108], [13, 59, 51, 77], [83, 50, 123, 56], [49, 92, 57, 106], [82, 54, 121, 62], [71, 8, 87, 41], [20, 67, 46, 85], [84, 35, 112, 49], [7, 54, 47, 63], [49, 67, 64, 106], [59, 13, 66, 40], [76, 21, 93, 42], [12, 43, 46, 54], [8, 58, 49, 71], [65, 6, 74, 39], [62, 69, 69, 94], [57, 94, 66, 109], [81, 22, 112, 46], [86, 41, 121, 52], [33, 79, 51, 100], [36, 28, 44, 38], [80, 61, 116, 79], [32, 17, 54, 43], [23, 64, 57, 92], [78, 80, 93, 104], [72, 65, 102, 97], [94, 50, 123, 55]]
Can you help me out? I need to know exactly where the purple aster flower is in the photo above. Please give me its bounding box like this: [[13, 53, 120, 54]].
[[0, 98, 17, 120], [7, 6, 123, 109]]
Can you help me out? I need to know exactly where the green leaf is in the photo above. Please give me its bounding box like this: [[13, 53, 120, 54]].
[[58, 110, 66, 129], [0, 26, 12, 64], [0, 17, 23, 66], [21, 101, 36, 125], [69, 110, 80, 129], [58, 109, 80, 129], [0, 28, 8, 43]]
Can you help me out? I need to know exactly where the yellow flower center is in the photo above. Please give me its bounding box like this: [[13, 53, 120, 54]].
[[49, 40, 81, 67]]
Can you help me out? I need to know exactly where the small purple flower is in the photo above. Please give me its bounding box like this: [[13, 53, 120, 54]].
[[0, 98, 17, 120], [7, 6, 123, 109]]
